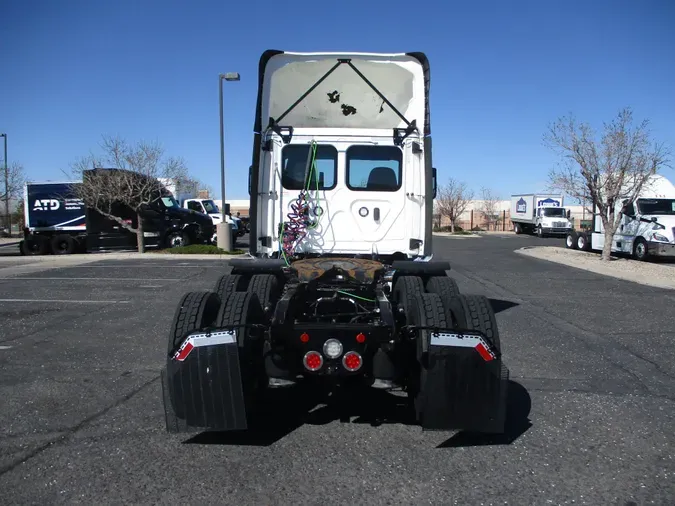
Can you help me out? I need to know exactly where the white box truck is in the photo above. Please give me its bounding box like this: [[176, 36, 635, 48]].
[[566, 174, 675, 261], [510, 193, 573, 237]]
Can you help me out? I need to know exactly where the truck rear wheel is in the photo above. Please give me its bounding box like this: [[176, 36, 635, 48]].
[[216, 291, 267, 406], [214, 273, 250, 301], [454, 294, 501, 352], [566, 231, 578, 249], [425, 276, 461, 304], [405, 292, 450, 416], [247, 274, 282, 315], [167, 291, 221, 356], [22, 235, 48, 255], [393, 275, 425, 310], [51, 234, 77, 255]]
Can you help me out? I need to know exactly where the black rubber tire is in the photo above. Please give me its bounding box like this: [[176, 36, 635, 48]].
[[426, 276, 461, 304], [214, 273, 250, 301], [22, 236, 48, 255], [215, 291, 266, 402], [393, 275, 425, 310], [537, 225, 544, 238], [406, 292, 450, 415], [166, 231, 189, 249], [247, 274, 282, 313], [456, 294, 501, 353], [514, 223, 521, 235], [577, 232, 590, 251], [50, 234, 77, 255], [633, 238, 649, 261], [167, 291, 221, 356], [566, 231, 578, 249]]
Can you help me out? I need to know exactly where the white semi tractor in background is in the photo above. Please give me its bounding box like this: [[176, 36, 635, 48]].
[[567, 174, 675, 261], [510, 193, 573, 237]]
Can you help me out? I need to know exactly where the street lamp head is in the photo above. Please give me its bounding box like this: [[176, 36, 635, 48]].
[[221, 72, 240, 81]]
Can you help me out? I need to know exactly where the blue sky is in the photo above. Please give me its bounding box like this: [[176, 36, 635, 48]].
[[2, 0, 674, 201]]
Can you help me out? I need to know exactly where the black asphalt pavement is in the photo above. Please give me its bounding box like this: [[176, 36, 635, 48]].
[[0, 234, 673, 505]]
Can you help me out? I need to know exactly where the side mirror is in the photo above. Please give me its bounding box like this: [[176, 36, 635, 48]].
[[224, 203, 230, 216], [432, 167, 437, 199], [566, 210, 570, 219]]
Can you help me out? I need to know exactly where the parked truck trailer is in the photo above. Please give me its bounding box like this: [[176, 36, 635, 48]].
[[21, 169, 214, 255]]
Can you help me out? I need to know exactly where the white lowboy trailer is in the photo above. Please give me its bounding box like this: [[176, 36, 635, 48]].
[[510, 193, 573, 237], [566, 174, 675, 261]]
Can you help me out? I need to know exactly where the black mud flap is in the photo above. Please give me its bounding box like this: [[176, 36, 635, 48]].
[[161, 330, 248, 433], [418, 330, 508, 434]]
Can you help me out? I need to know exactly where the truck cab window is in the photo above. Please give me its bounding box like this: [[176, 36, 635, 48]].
[[542, 207, 565, 217], [160, 197, 178, 208], [201, 200, 220, 214], [622, 201, 636, 217], [187, 201, 204, 213], [637, 199, 675, 215], [346, 145, 402, 191], [281, 144, 337, 190]]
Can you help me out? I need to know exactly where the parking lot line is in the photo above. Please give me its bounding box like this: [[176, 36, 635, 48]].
[[0, 298, 130, 304]]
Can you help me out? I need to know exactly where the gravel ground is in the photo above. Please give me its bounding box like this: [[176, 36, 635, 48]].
[[516, 246, 675, 290]]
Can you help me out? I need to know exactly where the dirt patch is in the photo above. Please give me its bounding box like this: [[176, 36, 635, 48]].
[[515, 246, 675, 290]]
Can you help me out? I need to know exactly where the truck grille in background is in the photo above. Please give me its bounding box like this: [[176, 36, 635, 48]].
[[553, 221, 567, 228]]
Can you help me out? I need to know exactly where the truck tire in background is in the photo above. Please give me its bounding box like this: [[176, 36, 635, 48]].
[[22, 235, 48, 255], [513, 222, 522, 235], [50, 234, 78, 255], [576, 232, 591, 251], [566, 231, 578, 249], [633, 238, 649, 261]]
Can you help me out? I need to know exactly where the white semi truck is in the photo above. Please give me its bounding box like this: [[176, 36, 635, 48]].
[[159, 179, 243, 246], [510, 193, 573, 237], [566, 174, 675, 261]]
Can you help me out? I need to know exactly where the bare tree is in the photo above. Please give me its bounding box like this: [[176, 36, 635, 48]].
[[435, 177, 474, 232], [1, 161, 26, 234], [545, 108, 671, 261], [479, 187, 501, 231], [70, 135, 191, 253]]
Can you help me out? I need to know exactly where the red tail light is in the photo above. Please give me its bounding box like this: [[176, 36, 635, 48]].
[[300, 332, 310, 343], [342, 351, 362, 371], [355, 333, 366, 343], [303, 351, 323, 371]]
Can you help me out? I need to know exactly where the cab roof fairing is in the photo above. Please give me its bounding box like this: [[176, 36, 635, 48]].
[[253, 50, 431, 139]]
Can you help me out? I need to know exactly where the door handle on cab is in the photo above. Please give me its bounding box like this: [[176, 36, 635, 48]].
[[373, 207, 380, 221]]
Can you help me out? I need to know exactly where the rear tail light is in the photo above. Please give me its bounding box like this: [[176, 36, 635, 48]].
[[355, 333, 366, 343], [303, 351, 323, 371], [342, 351, 362, 372]]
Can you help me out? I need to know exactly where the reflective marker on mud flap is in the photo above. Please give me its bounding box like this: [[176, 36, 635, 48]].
[[172, 331, 237, 362]]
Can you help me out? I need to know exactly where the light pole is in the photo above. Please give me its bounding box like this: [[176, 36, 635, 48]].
[[1, 133, 8, 237], [217, 72, 240, 251]]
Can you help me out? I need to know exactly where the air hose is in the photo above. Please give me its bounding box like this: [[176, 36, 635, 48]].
[[279, 141, 322, 263]]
